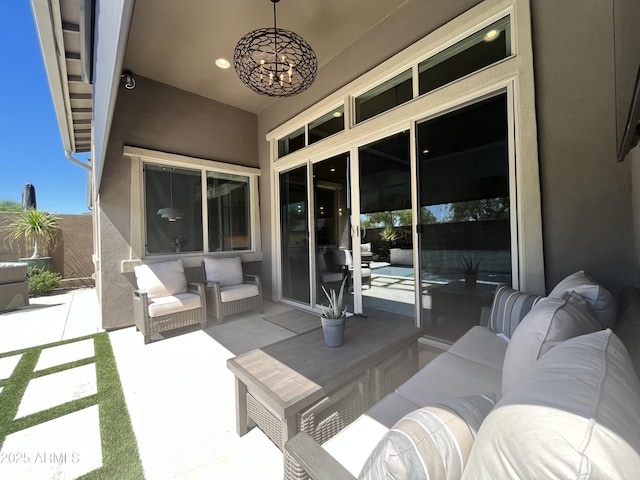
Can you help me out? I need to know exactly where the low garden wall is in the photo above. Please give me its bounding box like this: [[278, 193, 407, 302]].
[[0, 212, 94, 287]]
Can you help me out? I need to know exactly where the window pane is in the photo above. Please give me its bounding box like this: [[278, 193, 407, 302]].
[[419, 16, 511, 95], [280, 165, 310, 304], [145, 164, 203, 254], [355, 69, 413, 123], [278, 127, 305, 158], [309, 106, 345, 144], [418, 94, 511, 289], [207, 172, 251, 252]]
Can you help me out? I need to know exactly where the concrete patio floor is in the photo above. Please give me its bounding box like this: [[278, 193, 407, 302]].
[[0, 287, 293, 479]]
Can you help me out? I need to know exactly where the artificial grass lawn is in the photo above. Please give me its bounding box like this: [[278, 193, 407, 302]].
[[0, 333, 144, 479]]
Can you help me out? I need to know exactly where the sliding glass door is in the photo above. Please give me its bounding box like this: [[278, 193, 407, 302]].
[[417, 93, 511, 341], [280, 165, 310, 304], [358, 131, 414, 317]]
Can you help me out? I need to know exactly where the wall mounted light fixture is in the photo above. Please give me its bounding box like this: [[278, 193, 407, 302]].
[[121, 70, 136, 90]]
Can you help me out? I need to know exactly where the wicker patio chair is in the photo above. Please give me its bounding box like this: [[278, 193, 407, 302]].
[[133, 259, 207, 344], [0, 262, 29, 312], [202, 256, 262, 324]]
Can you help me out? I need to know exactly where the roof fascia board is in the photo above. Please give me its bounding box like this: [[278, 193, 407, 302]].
[[91, 0, 135, 189], [30, 0, 73, 152]]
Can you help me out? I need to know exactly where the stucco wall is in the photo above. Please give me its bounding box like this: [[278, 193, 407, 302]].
[[531, 0, 640, 293], [98, 75, 258, 329]]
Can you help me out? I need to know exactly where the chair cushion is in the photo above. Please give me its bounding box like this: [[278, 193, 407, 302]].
[[220, 283, 260, 302], [488, 285, 543, 338], [0, 262, 28, 284], [501, 292, 601, 393], [359, 395, 496, 480], [147, 292, 202, 317], [463, 330, 640, 480], [203, 256, 243, 287], [548, 270, 617, 328], [134, 260, 187, 299]]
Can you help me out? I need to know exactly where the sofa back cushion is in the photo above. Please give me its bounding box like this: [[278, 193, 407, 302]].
[[488, 285, 543, 338], [548, 270, 617, 328], [359, 395, 496, 480], [502, 292, 601, 393], [203, 256, 243, 287], [134, 259, 188, 299], [463, 330, 640, 479]]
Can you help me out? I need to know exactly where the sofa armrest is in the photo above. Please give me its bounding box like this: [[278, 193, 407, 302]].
[[285, 432, 356, 480], [244, 275, 262, 292]]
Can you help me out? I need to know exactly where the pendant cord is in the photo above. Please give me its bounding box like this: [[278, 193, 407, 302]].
[[273, 1, 278, 76]]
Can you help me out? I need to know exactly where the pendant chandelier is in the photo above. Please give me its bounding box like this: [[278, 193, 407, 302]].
[[233, 0, 317, 97], [157, 170, 183, 222]]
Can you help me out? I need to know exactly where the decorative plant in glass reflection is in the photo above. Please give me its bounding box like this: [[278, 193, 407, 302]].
[[163, 222, 188, 252]]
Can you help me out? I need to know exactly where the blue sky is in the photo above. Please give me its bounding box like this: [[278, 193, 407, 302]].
[[0, 2, 90, 214]]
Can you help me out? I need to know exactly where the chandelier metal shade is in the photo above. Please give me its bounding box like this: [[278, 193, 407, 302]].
[[233, 0, 317, 97]]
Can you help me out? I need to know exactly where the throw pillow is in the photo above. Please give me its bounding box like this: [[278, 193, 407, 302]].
[[134, 259, 188, 299], [203, 256, 243, 287], [359, 394, 496, 480], [488, 285, 543, 338], [501, 292, 601, 393], [462, 330, 640, 480], [548, 270, 617, 328]]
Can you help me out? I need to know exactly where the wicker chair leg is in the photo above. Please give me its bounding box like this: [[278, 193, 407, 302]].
[[143, 335, 151, 345]]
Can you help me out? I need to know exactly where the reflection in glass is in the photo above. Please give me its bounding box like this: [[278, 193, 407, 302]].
[[419, 16, 511, 95], [144, 164, 203, 254], [207, 172, 251, 252], [418, 93, 511, 287], [313, 154, 352, 303], [280, 166, 310, 304], [417, 93, 511, 343], [355, 69, 413, 123], [278, 127, 305, 158], [309, 107, 345, 145]]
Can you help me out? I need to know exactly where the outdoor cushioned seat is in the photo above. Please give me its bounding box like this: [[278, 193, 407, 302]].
[[447, 325, 509, 371], [463, 329, 640, 479], [146, 292, 203, 317], [202, 256, 262, 323], [133, 259, 207, 344]]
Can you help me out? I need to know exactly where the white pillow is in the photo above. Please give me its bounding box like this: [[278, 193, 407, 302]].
[[463, 330, 640, 480], [502, 292, 601, 393], [203, 256, 243, 287], [359, 395, 496, 480], [134, 259, 187, 299], [548, 270, 617, 328]]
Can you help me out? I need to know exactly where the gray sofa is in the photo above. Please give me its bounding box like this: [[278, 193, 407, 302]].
[[286, 271, 640, 479]]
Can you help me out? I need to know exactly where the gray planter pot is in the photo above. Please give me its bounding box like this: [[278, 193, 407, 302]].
[[321, 315, 346, 347]]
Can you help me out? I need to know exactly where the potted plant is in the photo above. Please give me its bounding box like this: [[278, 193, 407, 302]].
[[461, 255, 482, 288], [164, 222, 188, 253], [4, 209, 62, 271], [320, 277, 348, 347]]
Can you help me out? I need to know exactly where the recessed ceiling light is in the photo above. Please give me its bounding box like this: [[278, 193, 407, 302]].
[[484, 30, 500, 42], [333, 111, 343, 118], [215, 58, 231, 69], [330, 168, 336, 172]]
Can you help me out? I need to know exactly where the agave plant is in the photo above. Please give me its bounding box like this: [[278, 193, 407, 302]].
[[5, 209, 62, 258], [321, 277, 348, 319], [461, 255, 483, 274]]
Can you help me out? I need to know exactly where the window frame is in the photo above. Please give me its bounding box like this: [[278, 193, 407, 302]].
[[123, 146, 261, 268], [268, 0, 545, 298]]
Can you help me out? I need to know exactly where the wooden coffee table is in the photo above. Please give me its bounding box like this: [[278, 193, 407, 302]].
[[227, 314, 422, 450]]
